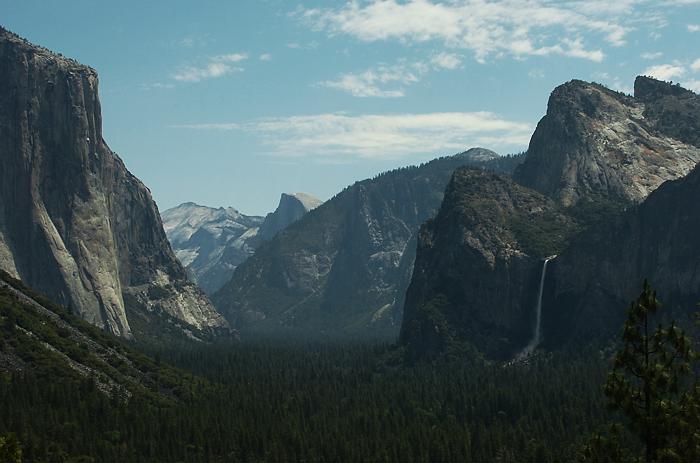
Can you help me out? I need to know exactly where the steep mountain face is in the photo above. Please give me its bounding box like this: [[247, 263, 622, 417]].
[[400, 168, 577, 359], [514, 78, 700, 206], [0, 28, 228, 338], [162, 193, 321, 295], [543, 162, 700, 348], [213, 148, 519, 339], [258, 193, 322, 241], [162, 203, 264, 295]]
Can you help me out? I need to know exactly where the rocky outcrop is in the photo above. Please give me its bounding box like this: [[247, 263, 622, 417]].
[[400, 168, 576, 359], [0, 27, 228, 338], [162, 203, 264, 294], [213, 148, 518, 340], [514, 78, 700, 206], [634, 76, 700, 148], [258, 193, 322, 241]]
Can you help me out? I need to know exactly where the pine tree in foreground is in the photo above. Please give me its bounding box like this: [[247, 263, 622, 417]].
[[578, 280, 700, 462]]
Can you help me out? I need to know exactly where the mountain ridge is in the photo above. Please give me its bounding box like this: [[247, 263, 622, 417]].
[[213, 148, 524, 340]]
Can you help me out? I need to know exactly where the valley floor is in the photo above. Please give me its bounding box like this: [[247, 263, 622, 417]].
[[1, 337, 612, 463]]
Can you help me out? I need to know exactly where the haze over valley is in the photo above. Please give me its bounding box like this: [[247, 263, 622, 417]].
[[2, 2, 700, 461]]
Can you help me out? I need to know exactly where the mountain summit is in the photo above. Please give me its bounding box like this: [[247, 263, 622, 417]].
[[258, 193, 322, 241], [514, 78, 700, 206]]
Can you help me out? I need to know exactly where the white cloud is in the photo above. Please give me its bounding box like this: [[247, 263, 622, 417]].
[[431, 52, 462, 69], [215, 53, 248, 63], [300, 0, 639, 63], [642, 63, 686, 81], [689, 24, 700, 32], [259, 53, 272, 61], [691, 58, 700, 71], [641, 51, 663, 59], [320, 61, 426, 97], [174, 112, 533, 159], [171, 53, 248, 83], [685, 80, 700, 92], [140, 82, 175, 91], [320, 53, 466, 97]]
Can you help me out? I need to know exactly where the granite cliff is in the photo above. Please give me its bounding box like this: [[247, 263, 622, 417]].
[[514, 78, 700, 206], [0, 28, 228, 338]]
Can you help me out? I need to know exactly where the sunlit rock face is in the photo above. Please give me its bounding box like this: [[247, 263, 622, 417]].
[[514, 78, 700, 207], [0, 27, 229, 338]]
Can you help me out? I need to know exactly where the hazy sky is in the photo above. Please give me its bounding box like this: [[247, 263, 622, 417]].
[[3, 0, 700, 215]]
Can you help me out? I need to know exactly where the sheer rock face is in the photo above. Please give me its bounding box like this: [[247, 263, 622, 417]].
[[544, 163, 700, 348], [0, 28, 228, 337], [514, 78, 700, 206], [162, 203, 264, 295], [213, 149, 514, 339], [400, 169, 575, 359]]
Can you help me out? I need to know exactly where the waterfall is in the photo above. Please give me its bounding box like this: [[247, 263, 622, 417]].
[[516, 256, 555, 360]]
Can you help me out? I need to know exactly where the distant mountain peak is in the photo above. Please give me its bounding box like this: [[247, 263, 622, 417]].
[[455, 147, 500, 163], [258, 192, 323, 241]]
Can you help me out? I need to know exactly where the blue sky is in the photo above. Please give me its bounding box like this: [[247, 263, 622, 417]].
[[3, 0, 700, 215]]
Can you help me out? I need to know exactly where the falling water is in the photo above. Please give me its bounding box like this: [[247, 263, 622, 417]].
[[516, 256, 555, 360]]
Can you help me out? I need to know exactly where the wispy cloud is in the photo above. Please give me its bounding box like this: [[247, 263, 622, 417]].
[[431, 52, 462, 69], [173, 112, 533, 159], [298, 0, 640, 64], [320, 53, 463, 98], [259, 53, 272, 61], [285, 41, 319, 50], [319, 60, 425, 97], [140, 82, 176, 91], [689, 24, 700, 32], [642, 63, 686, 81], [641, 51, 663, 59], [691, 58, 700, 71], [172, 53, 249, 83], [177, 35, 211, 48]]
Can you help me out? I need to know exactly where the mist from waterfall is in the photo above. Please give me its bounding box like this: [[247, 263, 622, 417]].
[[516, 256, 554, 360]]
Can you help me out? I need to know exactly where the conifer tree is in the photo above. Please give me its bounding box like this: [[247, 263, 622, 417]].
[[580, 280, 698, 462]]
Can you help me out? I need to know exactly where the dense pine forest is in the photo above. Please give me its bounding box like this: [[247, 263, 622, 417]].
[[3, 264, 700, 462], [2, 317, 613, 462]]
